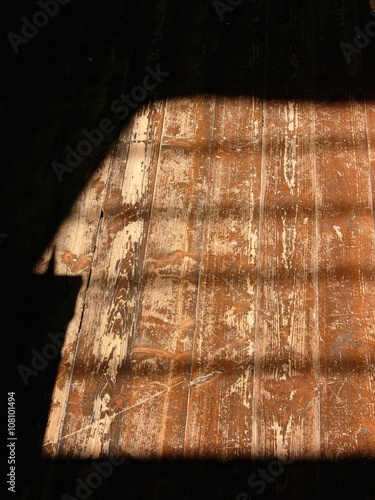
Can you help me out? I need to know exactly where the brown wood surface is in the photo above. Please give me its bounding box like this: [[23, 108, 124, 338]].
[[2, 0, 375, 498], [251, 0, 319, 460]]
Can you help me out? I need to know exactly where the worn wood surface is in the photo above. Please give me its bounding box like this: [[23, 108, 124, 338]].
[[2, 0, 375, 498]]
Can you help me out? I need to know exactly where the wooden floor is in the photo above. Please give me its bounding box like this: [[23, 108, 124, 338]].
[[2, 0, 375, 498]]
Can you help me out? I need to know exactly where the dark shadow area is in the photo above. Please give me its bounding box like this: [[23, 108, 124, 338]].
[[5, 252, 82, 500], [1, 0, 375, 498], [35, 456, 375, 499]]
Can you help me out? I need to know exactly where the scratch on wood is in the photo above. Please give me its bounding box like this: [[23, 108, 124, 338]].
[[43, 380, 185, 447], [190, 370, 225, 387]]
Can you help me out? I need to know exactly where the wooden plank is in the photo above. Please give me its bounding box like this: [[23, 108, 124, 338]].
[[1, 5, 141, 497], [183, 93, 264, 460], [50, 101, 165, 461], [362, 38, 375, 498], [41, 0, 145, 461], [177, 2, 266, 479], [315, 103, 375, 495], [112, 1, 217, 478], [41, 152, 113, 458], [182, 92, 262, 466], [178, 5, 264, 498], [43, 0, 171, 466], [315, 98, 375, 451], [251, 96, 319, 493], [117, 94, 216, 460], [250, 1, 319, 497], [314, 1, 375, 494]]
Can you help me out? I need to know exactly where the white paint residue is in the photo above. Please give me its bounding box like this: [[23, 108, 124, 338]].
[[227, 377, 251, 408], [254, 119, 259, 137], [224, 307, 236, 328], [247, 306, 255, 329], [84, 393, 112, 458], [246, 340, 255, 357], [126, 220, 144, 242], [281, 212, 297, 271], [283, 101, 298, 195], [247, 279, 255, 296], [270, 420, 294, 459], [247, 280, 256, 329], [283, 137, 297, 194], [333, 225, 343, 241], [248, 229, 258, 265], [122, 142, 147, 205], [105, 333, 128, 383]]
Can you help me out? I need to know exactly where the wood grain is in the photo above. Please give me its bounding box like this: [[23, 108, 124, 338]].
[[315, 0, 375, 461], [315, 100, 375, 458], [42, 153, 113, 458], [117, 95, 216, 460], [51, 101, 165, 459], [251, 0, 319, 464], [5, 0, 372, 498], [183, 93, 263, 463]]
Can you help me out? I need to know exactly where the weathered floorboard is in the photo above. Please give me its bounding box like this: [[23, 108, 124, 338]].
[[251, 0, 319, 460], [118, 95, 216, 458], [315, 0, 375, 465], [53, 102, 165, 461], [184, 93, 262, 467], [250, 2, 320, 498]]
